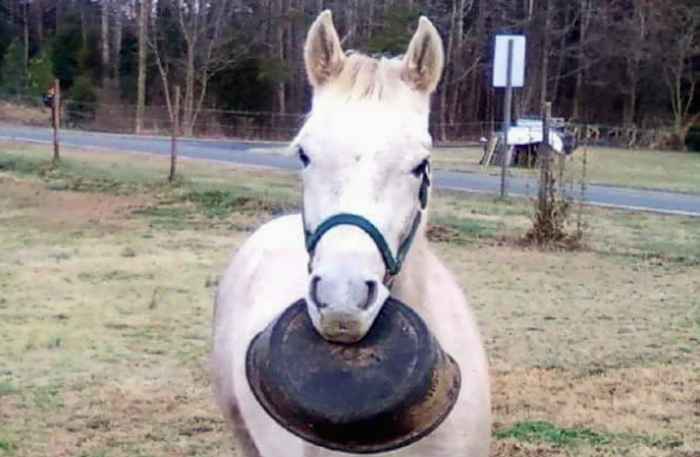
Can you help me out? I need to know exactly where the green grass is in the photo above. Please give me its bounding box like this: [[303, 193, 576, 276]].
[[495, 421, 685, 450], [0, 381, 18, 397], [0, 150, 159, 193], [432, 188, 700, 266], [431, 146, 700, 194], [183, 188, 292, 218], [495, 421, 611, 447], [576, 147, 700, 194], [0, 438, 16, 454], [431, 214, 503, 240], [0, 153, 47, 175]]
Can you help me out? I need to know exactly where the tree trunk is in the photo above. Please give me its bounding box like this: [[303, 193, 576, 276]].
[[571, 0, 590, 121], [345, 0, 358, 46], [367, 1, 374, 40], [80, 6, 87, 44], [539, 0, 551, 113], [135, 0, 149, 134], [623, 60, 638, 126], [276, 0, 287, 115], [112, 2, 122, 79], [183, 42, 196, 136], [101, 0, 111, 85], [550, 4, 570, 108], [169, 86, 180, 183], [447, 0, 468, 133], [34, 0, 44, 45], [23, 2, 29, 74], [55, 0, 62, 34], [439, 0, 458, 142]]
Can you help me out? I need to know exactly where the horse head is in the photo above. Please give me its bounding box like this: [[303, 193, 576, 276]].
[[294, 11, 444, 343]]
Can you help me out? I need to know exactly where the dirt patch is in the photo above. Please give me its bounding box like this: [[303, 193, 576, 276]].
[[426, 224, 463, 243], [0, 102, 50, 126], [0, 175, 148, 230]]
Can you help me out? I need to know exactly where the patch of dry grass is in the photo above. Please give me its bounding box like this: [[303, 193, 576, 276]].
[[0, 101, 51, 127], [432, 145, 700, 194], [0, 141, 698, 456]]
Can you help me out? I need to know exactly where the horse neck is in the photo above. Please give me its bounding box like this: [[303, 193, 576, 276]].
[[392, 230, 431, 313]]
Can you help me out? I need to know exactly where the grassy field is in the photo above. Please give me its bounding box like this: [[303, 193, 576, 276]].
[[432, 146, 700, 194], [0, 142, 698, 457]]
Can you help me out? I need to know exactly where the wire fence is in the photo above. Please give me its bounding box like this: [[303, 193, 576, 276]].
[[0, 92, 679, 149]]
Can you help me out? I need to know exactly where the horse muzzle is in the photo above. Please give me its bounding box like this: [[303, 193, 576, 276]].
[[306, 263, 389, 343]]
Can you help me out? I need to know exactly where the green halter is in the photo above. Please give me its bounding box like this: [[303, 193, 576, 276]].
[[304, 167, 430, 280]]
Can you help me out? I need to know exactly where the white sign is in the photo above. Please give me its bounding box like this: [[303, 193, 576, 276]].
[[493, 35, 526, 88]]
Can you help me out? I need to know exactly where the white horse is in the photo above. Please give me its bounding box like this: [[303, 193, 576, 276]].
[[212, 11, 491, 457]]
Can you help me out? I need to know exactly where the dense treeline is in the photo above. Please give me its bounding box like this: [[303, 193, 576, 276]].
[[0, 0, 698, 147]]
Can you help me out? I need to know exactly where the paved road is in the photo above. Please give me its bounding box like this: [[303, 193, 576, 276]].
[[2, 124, 699, 217]]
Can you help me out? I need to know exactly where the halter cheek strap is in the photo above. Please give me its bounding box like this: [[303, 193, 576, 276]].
[[303, 168, 430, 280]]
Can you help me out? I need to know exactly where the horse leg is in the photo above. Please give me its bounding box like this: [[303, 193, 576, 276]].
[[227, 402, 261, 457]]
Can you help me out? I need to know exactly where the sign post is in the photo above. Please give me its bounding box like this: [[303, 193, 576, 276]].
[[493, 35, 526, 199], [500, 40, 514, 199]]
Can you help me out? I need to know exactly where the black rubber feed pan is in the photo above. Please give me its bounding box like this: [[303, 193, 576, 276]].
[[246, 298, 461, 454]]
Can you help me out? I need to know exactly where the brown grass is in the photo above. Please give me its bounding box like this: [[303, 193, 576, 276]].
[[0, 142, 698, 457], [0, 101, 51, 127]]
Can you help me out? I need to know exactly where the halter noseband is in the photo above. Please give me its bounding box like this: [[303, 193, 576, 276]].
[[303, 166, 431, 282]]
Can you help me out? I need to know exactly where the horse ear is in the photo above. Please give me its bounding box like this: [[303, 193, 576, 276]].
[[402, 17, 444, 93], [304, 10, 345, 88]]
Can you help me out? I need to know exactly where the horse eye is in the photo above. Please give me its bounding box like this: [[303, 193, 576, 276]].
[[298, 147, 311, 168], [411, 159, 430, 178]]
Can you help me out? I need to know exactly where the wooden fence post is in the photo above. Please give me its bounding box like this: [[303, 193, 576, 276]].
[[537, 101, 553, 210], [169, 85, 180, 183], [52, 79, 61, 165]]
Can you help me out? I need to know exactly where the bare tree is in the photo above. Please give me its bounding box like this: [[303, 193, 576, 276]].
[[274, 0, 286, 114], [22, 0, 29, 72], [170, 0, 243, 136], [655, 1, 700, 147], [112, 1, 123, 79], [31, 0, 45, 45], [135, 0, 149, 134], [101, 0, 110, 84], [571, 0, 593, 120]]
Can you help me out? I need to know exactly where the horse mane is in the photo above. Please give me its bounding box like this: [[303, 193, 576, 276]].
[[330, 52, 404, 102]]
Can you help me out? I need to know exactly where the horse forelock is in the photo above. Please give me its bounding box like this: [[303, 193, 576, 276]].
[[316, 52, 428, 110], [336, 53, 393, 101]]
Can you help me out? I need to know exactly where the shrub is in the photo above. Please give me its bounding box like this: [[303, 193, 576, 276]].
[[0, 39, 28, 95], [686, 126, 700, 152], [66, 76, 97, 125], [28, 50, 55, 97]]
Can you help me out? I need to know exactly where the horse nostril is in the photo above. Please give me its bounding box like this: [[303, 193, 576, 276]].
[[310, 275, 327, 309], [362, 280, 378, 310]]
